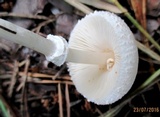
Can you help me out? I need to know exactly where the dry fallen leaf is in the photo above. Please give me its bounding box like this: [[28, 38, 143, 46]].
[[79, 0, 123, 13], [0, 0, 47, 52], [9, 0, 47, 28], [56, 13, 78, 36], [48, 0, 73, 13], [147, 19, 160, 34], [147, 0, 160, 17], [130, 0, 148, 45]]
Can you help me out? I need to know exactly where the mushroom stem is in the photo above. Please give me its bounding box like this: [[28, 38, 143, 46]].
[[0, 19, 55, 56], [66, 48, 114, 65]]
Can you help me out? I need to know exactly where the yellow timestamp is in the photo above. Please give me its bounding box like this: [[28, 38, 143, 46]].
[[133, 107, 159, 113]]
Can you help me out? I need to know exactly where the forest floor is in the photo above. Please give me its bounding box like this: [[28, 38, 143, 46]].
[[0, 0, 160, 117]]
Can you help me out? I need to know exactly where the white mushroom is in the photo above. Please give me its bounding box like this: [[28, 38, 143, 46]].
[[67, 11, 139, 105], [0, 11, 139, 105]]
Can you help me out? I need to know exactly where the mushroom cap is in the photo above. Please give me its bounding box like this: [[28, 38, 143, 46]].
[[67, 11, 138, 105]]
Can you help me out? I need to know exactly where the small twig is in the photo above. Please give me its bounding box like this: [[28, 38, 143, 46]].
[[141, 94, 147, 105], [26, 78, 73, 84], [8, 60, 19, 97], [65, 84, 70, 117], [58, 83, 63, 117], [95, 107, 103, 116], [52, 64, 67, 80], [135, 40, 160, 62], [139, 57, 160, 65], [0, 12, 49, 20], [15, 95, 52, 102], [32, 18, 55, 33], [18, 72, 71, 80], [21, 59, 30, 117]]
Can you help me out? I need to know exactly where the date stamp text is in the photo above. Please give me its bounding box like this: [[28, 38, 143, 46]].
[[133, 107, 159, 113]]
